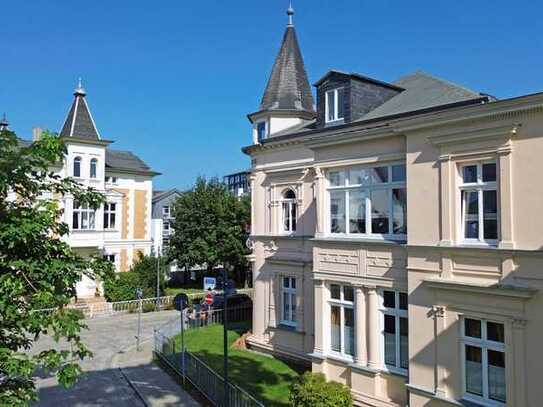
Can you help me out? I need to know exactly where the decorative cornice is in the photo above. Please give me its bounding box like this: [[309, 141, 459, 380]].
[[424, 278, 537, 299], [427, 124, 519, 147]]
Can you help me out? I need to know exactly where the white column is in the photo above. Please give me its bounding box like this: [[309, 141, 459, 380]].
[[249, 173, 257, 236], [367, 287, 381, 369], [439, 155, 453, 246], [314, 167, 325, 235], [354, 286, 367, 365], [313, 279, 325, 354], [498, 148, 514, 249]]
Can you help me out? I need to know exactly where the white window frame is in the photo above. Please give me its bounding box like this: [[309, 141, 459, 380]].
[[103, 202, 117, 230], [73, 156, 82, 178], [162, 206, 171, 218], [163, 221, 171, 236], [380, 290, 409, 375], [327, 163, 407, 240], [256, 120, 268, 143], [460, 317, 506, 406], [459, 162, 498, 245], [103, 254, 116, 263], [72, 201, 96, 230], [281, 189, 297, 234], [90, 158, 98, 179], [328, 284, 355, 360], [325, 88, 344, 123], [280, 276, 297, 327]]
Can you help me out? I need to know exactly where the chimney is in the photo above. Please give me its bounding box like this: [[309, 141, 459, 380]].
[[32, 127, 42, 141]]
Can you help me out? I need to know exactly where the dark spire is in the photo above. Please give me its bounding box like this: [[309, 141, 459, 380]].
[[0, 113, 8, 131], [258, 4, 314, 114], [59, 79, 101, 139]]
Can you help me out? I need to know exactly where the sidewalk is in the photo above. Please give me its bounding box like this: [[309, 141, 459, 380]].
[[113, 338, 201, 407]]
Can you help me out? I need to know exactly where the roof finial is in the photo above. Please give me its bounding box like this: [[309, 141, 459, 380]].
[[0, 112, 8, 131], [74, 77, 86, 96], [287, 1, 294, 26]]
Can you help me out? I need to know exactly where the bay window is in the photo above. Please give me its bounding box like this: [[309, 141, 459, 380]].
[[328, 164, 407, 238], [329, 284, 354, 358], [281, 277, 296, 327], [462, 318, 506, 405], [72, 201, 95, 230], [381, 290, 408, 372], [459, 162, 498, 243]]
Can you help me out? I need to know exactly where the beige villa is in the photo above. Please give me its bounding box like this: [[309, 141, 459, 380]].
[[243, 6, 542, 407]]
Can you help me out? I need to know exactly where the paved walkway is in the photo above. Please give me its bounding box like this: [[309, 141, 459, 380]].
[[32, 311, 200, 407]]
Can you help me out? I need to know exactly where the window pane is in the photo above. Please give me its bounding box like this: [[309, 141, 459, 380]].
[[257, 122, 266, 141], [487, 321, 504, 343], [331, 306, 341, 352], [81, 212, 88, 229], [465, 318, 482, 338], [337, 88, 345, 120], [488, 350, 506, 402], [349, 168, 370, 185], [399, 293, 408, 310], [383, 291, 395, 308], [462, 165, 477, 183], [89, 211, 95, 229], [349, 190, 366, 234], [371, 167, 389, 183], [291, 278, 296, 290], [330, 284, 341, 300], [291, 201, 297, 231], [392, 188, 407, 235], [483, 190, 498, 240], [482, 163, 497, 182], [392, 165, 406, 182], [327, 91, 335, 122], [371, 189, 389, 234], [384, 315, 396, 366], [330, 191, 346, 233], [344, 308, 354, 356], [73, 212, 79, 229], [328, 171, 345, 186], [110, 213, 115, 228], [283, 277, 289, 289], [400, 317, 408, 369], [462, 190, 479, 239], [283, 292, 289, 321], [343, 286, 354, 302], [103, 214, 108, 229], [465, 345, 483, 396]]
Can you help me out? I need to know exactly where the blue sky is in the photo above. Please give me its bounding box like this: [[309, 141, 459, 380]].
[[2, 1, 542, 190]]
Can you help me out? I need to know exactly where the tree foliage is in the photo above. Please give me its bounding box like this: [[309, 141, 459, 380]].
[[289, 372, 353, 407], [103, 253, 168, 301], [169, 177, 250, 273], [0, 129, 113, 405]]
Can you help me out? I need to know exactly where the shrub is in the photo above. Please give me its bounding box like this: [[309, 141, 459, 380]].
[[289, 372, 353, 407], [103, 272, 140, 302]]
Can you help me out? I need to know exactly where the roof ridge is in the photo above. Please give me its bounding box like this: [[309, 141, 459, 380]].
[[395, 70, 481, 96]]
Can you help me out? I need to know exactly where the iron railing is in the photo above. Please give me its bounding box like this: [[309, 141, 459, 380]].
[[153, 304, 263, 407]]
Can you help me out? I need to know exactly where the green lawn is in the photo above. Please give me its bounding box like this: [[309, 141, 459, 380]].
[[174, 323, 306, 406]]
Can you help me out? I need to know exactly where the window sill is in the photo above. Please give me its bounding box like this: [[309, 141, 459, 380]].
[[312, 235, 406, 245], [324, 352, 354, 365], [460, 395, 505, 407], [273, 323, 300, 333]]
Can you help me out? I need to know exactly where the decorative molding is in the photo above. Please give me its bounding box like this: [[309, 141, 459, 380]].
[[424, 278, 537, 299], [511, 318, 528, 329], [405, 383, 463, 406], [427, 124, 519, 147]]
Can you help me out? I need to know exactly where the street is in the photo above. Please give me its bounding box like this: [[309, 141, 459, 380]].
[[31, 310, 200, 407]]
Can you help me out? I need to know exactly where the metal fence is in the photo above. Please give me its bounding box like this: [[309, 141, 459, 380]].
[[35, 288, 254, 319], [154, 304, 263, 407]]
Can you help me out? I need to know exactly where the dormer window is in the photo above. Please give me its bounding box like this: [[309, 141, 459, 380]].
[[325, 88, 345, 123], [257, 121, 268, 143]]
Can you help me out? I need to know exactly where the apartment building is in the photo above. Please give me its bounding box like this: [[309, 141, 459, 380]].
[[151, 188, 181, 250], [224, 170, 251, 197], [243, 6, 542, 407], [12, 83, 159, 298]]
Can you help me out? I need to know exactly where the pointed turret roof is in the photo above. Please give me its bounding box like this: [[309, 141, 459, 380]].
[[60, 79, 101, 140], [258, 5, 314, 114], [0, 113, 9, 131]]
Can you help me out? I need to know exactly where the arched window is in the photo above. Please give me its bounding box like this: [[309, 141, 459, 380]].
[[282, 189, 297, 233], [73, 156, 81, 177], [90, 158, 98, 179]]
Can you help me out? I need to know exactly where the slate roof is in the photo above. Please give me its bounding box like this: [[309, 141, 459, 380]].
[[360, 71, 487, 121], [106, 149, 157, 175], [59, 87, 101, 139], [259, 25, 314, 114], [152, 188, 182, 203]]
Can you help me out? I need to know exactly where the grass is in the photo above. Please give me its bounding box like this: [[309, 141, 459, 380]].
[[174, 322, 306, 406]]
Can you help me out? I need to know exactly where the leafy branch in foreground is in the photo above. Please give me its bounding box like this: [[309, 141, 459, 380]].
[[0, 129, 113, 406]]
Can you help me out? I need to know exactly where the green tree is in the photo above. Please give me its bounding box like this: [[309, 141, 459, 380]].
[[289, 372, 353, 407], [169, 177, 250, 278], [0, 129, 113, 405]]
